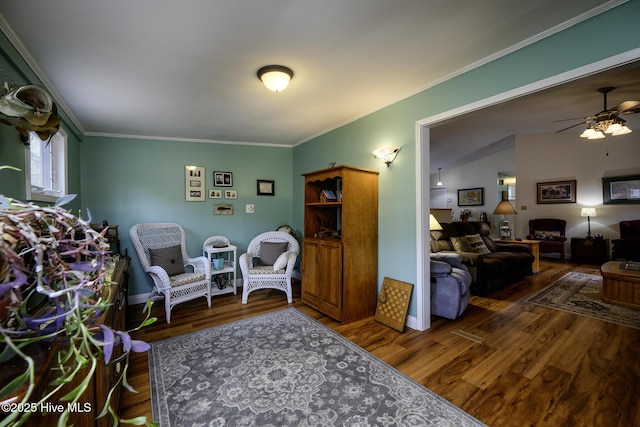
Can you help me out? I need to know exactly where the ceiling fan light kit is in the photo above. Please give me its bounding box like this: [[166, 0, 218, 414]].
[[577, 87, 636, 139], [557, 87, 638, 139]]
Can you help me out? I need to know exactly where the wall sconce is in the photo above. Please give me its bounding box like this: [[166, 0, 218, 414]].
[[581, 207, 597, 239], [372, 146, 400, 167], [437, 168, 443, 186], [257, 65, 294, 92]]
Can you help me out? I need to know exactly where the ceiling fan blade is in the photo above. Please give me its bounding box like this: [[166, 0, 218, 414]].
[[555, 122, 585, 133], [609, 100, 640, 113], [552, 116, 587, 123]]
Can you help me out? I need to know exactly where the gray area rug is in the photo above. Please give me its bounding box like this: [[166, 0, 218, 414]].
[[525, 272, 640, 329], [149, 307, 486, 426]]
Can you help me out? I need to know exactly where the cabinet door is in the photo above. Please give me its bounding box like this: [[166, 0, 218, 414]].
[[301, 240, 319, 306], [317, 241, 343, 321]]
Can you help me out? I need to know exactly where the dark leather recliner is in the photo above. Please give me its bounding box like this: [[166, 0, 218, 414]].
[[526, 218, 567, 259], [612, 220, 640, 261]]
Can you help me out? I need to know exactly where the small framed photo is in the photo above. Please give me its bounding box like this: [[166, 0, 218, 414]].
[[185, 166, 205, 201], [225, 189, 237, 199], [457, 187, 484, 206], [214, 171, 233, 187], [214, 203, 234, 215], [603, 174, 640, 204], [209, 189, 222, 199], [257, 179, 275, 196], [537, 180, 577, 204]]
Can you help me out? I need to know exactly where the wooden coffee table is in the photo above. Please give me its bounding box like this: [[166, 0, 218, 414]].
[[600, 261, 640, 309]]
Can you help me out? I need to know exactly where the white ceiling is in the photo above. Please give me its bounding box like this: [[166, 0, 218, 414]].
[[1, 0, 637, 169]]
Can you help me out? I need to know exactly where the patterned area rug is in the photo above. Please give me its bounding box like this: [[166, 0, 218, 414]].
[[525, 272, 640, 329], [149, 307, 486, 426]]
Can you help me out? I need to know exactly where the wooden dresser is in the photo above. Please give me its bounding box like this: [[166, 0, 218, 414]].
[[2, 255, 130, 426]]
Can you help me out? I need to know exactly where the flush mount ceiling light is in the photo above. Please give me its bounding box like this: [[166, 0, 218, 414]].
[[372, 146, 400, 167], [257, 65, 294, 92]]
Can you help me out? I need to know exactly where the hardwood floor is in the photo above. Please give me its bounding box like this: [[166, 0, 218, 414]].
[[120, 259, 640, 426]]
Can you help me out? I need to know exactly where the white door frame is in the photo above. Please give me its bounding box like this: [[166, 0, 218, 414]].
[[414, 49, 640, 331]]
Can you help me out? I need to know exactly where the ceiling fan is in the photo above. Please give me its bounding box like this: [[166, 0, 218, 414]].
[[555, 87, 640, 138]]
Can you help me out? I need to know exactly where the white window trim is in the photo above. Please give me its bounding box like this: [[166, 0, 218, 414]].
[[25, 128, 68, 203]]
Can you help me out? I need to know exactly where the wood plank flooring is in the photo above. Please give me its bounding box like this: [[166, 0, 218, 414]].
[[120, 259, 640, 426]]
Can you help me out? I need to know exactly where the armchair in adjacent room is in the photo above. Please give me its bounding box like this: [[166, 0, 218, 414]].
[[430, 252, 471, 320], [612, 220, 640, 261], [527, 218, 567, 259]]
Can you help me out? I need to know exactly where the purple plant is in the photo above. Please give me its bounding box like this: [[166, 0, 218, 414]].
[[0, 197, 156, 426]]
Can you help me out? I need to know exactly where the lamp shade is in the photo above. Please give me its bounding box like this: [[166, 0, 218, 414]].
[[372, 146, 399, 167], [493, 200, 517, 215], [257, 65, 293, 92], [581, 208, 597, 217], [429, 214, 442, 231]]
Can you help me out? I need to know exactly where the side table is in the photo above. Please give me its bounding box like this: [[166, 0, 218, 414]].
[[495, 239, 540, 273], [571, 238, 609, 263], [203, 236, 237, 296]]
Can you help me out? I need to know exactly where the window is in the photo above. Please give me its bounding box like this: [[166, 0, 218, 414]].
[[25, 128, 67, 203]]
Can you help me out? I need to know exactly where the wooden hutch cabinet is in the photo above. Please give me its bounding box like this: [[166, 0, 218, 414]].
[[301, 165, 378, 323]]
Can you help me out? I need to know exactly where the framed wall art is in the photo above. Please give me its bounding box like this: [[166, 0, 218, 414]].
[[185, 166, 205, 201], [537, 180, 576, 204], [457, 187, 484, 206], [214, 171, 233, 187], [225, 190, 237, 199], [603, 174, 640, 204], [209, 189, 222, 199], [214, 203, 234, 215], [257, 179, 275, 196]]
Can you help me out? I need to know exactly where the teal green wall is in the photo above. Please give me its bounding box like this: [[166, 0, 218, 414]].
[[293, 0, 640, 317], [0, 30, 83, 211], [81, 136, 293, 296], [2, 0, 640, 314]]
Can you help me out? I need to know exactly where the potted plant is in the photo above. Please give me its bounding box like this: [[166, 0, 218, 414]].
[[0, 187, 156, 425]]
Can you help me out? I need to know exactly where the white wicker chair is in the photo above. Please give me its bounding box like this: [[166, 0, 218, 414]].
[[129, 223, 211, 323], [239, 231, 299, 304]]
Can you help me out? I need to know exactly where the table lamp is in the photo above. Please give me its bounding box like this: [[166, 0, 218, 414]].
[[493, 199, 517, 239], [581, 208, 597, 239], [429, 214, 443, 231]]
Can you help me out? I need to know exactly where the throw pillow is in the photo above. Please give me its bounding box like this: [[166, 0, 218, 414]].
[[259, 241, 289, 265], [450, 236, 470, 252], [466, 233, 491, 255], [534, 230, 561, 240], [273, 251, 289, 271], [149, 245, 185, 276]]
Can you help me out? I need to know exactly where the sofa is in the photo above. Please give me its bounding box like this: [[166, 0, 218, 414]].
[[430, 253, 471, 320], [612, 220, 640, 261], [430, 221, 534, 295]]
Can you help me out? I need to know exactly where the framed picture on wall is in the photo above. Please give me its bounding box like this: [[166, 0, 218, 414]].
[[536, 180, 576, 204], [185, 166, 205, 201], [603, 174, 640, 204], [214, 171, 233, 187], [457, 187, 484, 206], [257, 179, 275, 196]]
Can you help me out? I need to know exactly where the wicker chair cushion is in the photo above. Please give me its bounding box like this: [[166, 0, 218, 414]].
[[149, 245, 185, 276], [169, 272, 207, 287], [259, 242, 288, 265], [248, 265, 285, 274]]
